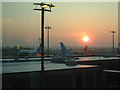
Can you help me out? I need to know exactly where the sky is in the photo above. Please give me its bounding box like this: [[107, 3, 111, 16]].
[[1, 2, 118, 48], [118, 2, 120, 48]]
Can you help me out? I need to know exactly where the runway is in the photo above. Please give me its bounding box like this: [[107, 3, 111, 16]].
[[1, 56, 120, 74], [1, 60, 97, 74]]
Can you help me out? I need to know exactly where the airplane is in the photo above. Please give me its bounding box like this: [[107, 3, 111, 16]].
[[60, 42, 88, 57], [18, 44, 41, 57]]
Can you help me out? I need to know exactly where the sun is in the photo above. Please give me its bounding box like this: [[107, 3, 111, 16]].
[[82, 36, 89, 42]]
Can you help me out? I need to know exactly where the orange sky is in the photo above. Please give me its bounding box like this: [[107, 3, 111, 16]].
[[2, 2, 118, 48]]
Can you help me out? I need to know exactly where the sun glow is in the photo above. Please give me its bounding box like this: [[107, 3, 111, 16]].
[[82, 36, 89, 42]]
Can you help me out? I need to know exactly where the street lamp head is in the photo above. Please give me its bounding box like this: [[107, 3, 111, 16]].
[[41, 4, 48, 8], [33, 2, 46, 6], [39, 2, 49, 8], [50, 4, 55, 8], [39, 2, 55, 8], [33, 2, 55, 12], [45, 26, 51, 29], [111, 31, 116, 33]]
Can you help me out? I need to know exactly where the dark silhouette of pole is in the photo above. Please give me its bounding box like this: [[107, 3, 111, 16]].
[[41, 8, 44, 71], [33, 4, 55, 88], [45, 26, 51, 56], [111, 31, 115, 55], [33, 2, 55, 71]]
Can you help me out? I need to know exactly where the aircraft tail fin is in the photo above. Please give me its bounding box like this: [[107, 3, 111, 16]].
[[82, 45, 88, 52], [36, 44, 41, 52], [35, 44, 41, 56], [60, 42, 70, 56]]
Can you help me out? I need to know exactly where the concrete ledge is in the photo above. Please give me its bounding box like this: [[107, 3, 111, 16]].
[[102, 69, 120, 88], [77, 59, 120, 70], [2, 65, 103, 88]]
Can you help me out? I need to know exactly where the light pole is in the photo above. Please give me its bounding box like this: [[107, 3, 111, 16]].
[[33, 2, 55, 71], [45, 26, 51, 57], [110, 31, 115, 55]]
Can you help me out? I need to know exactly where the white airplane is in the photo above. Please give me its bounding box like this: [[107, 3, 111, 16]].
[[60, 42, 88, 57], [18, 44, 41, 57]]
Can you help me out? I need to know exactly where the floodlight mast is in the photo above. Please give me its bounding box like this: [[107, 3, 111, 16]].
[[33, 2, 55, 71], [45, 26, 51, 56], [110, 31, 116, 55]]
